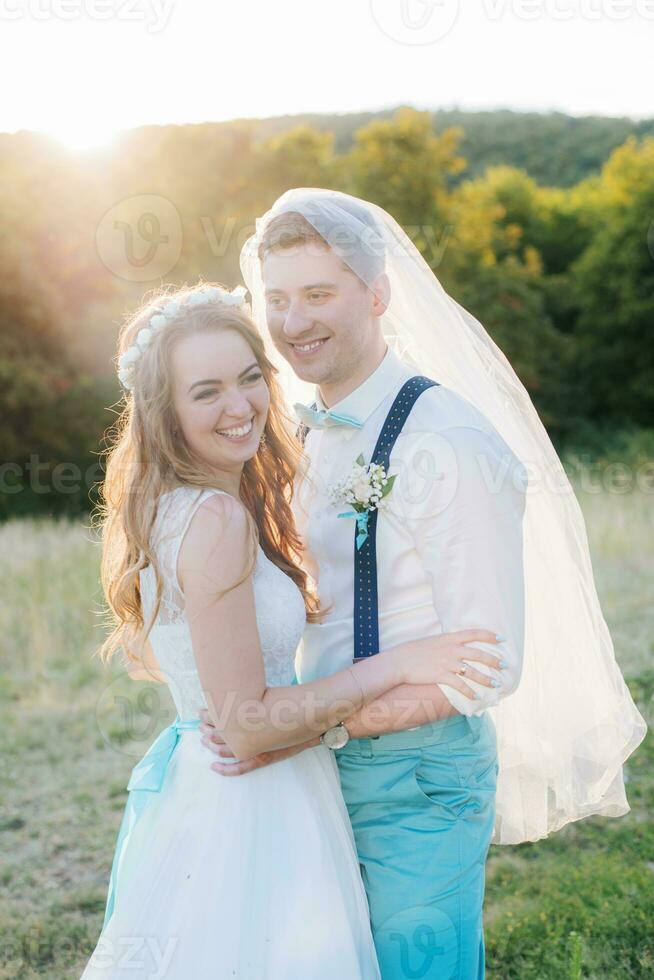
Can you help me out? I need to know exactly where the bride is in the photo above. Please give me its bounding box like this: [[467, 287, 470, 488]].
[[80, 282, 503, 978]]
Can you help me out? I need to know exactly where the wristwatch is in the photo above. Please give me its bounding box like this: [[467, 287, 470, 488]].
[[320, 722, 351, 750]]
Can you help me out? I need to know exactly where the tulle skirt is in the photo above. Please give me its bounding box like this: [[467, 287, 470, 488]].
[[81, 729, 381, 979]]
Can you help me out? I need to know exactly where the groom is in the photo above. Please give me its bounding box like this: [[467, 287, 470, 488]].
[[200, 192, 526, 979]]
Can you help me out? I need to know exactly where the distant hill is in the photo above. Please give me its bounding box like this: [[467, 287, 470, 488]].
[[244, 106, 654, 187], [4, 107, 651, 190]]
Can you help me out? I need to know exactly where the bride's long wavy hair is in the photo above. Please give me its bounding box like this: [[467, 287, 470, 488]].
[[97, 282, 320, 668]]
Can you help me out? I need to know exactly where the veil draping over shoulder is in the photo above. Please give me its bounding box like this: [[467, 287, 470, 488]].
[[240, 188, 647, 845]]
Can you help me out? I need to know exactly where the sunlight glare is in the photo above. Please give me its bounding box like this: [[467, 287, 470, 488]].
[[46, 119, 123, 153]]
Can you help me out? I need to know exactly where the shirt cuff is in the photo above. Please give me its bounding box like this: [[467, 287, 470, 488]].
[[437, 642, 507, 716]]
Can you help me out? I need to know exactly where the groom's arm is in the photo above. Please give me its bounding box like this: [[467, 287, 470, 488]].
[[406, 424, 527, 716]]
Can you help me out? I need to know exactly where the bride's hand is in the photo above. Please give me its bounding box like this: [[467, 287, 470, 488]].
[[395, 629, 505, 698], [198, 710, 320, 776]]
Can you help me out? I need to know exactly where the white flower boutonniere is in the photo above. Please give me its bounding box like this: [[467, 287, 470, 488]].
[[328, 454, 397, 549]]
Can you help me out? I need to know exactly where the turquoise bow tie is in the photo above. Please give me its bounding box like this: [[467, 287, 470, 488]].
[[294, 402, 363, 431]]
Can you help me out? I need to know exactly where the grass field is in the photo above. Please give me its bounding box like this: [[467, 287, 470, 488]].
[[0, 484, 652, 978]]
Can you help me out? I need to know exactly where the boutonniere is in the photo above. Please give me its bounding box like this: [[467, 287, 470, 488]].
[[328, 455, 397, 549]]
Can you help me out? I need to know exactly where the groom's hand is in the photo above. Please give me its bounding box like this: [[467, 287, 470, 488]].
[[198, 709, 319, 776]]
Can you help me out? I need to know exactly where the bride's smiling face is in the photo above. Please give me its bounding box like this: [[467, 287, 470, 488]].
[[171, 329, 269, 475]]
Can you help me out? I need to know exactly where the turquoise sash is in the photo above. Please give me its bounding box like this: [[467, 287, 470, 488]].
[[102, 715, 200, 929]]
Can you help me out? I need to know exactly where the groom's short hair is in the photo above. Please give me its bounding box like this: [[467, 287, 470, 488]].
[[257, 211, 327, 262], [258, 206, 385, 285]]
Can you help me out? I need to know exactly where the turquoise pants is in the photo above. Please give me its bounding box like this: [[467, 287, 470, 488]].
[[334, 712, 498, 980]]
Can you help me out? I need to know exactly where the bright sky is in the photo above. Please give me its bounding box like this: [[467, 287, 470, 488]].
[[1, 0, 652, 149]]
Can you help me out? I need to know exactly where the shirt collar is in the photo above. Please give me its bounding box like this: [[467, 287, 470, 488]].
[[314, 346, 409, 425]]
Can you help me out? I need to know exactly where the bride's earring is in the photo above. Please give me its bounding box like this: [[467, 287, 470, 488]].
[[259, 431, 267, 451]]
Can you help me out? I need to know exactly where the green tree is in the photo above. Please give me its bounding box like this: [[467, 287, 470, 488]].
[[243, 126, 339, 209], [344, 108, 465, 242], [0, 249, 112, 518], [571, 141, 654, 427], [440, 167, 579, 439]]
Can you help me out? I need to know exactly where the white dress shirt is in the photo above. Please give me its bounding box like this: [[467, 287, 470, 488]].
[[292, 347, 528, 717]]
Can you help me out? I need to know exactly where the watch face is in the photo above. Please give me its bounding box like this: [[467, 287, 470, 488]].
[[323, 724, 349, 750]]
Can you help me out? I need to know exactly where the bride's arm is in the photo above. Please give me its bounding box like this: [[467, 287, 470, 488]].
[[336, 683, 459, 738], [199, 689, 456, 776], [179, 493, 405, 761]]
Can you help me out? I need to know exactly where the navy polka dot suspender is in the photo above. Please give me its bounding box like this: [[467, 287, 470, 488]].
[[353, 376, 439, 661], [296, 376, 440, 660]]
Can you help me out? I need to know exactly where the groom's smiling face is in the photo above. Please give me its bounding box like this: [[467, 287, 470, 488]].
[[262, 242, 383, 390]]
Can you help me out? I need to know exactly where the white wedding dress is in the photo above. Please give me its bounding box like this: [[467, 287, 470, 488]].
[[81, 486, 380, 979]]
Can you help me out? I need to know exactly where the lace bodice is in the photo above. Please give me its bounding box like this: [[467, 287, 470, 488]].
[[139, 486, 306, 719]]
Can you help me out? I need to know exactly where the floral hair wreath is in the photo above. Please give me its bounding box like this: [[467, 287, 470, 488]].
[[117, 284, 249, 392]]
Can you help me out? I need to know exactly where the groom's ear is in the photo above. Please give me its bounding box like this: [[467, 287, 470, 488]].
[[370, 273, 390, 317]]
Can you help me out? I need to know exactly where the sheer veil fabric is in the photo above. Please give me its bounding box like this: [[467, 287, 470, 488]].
[[240, 188, 647, 845]]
